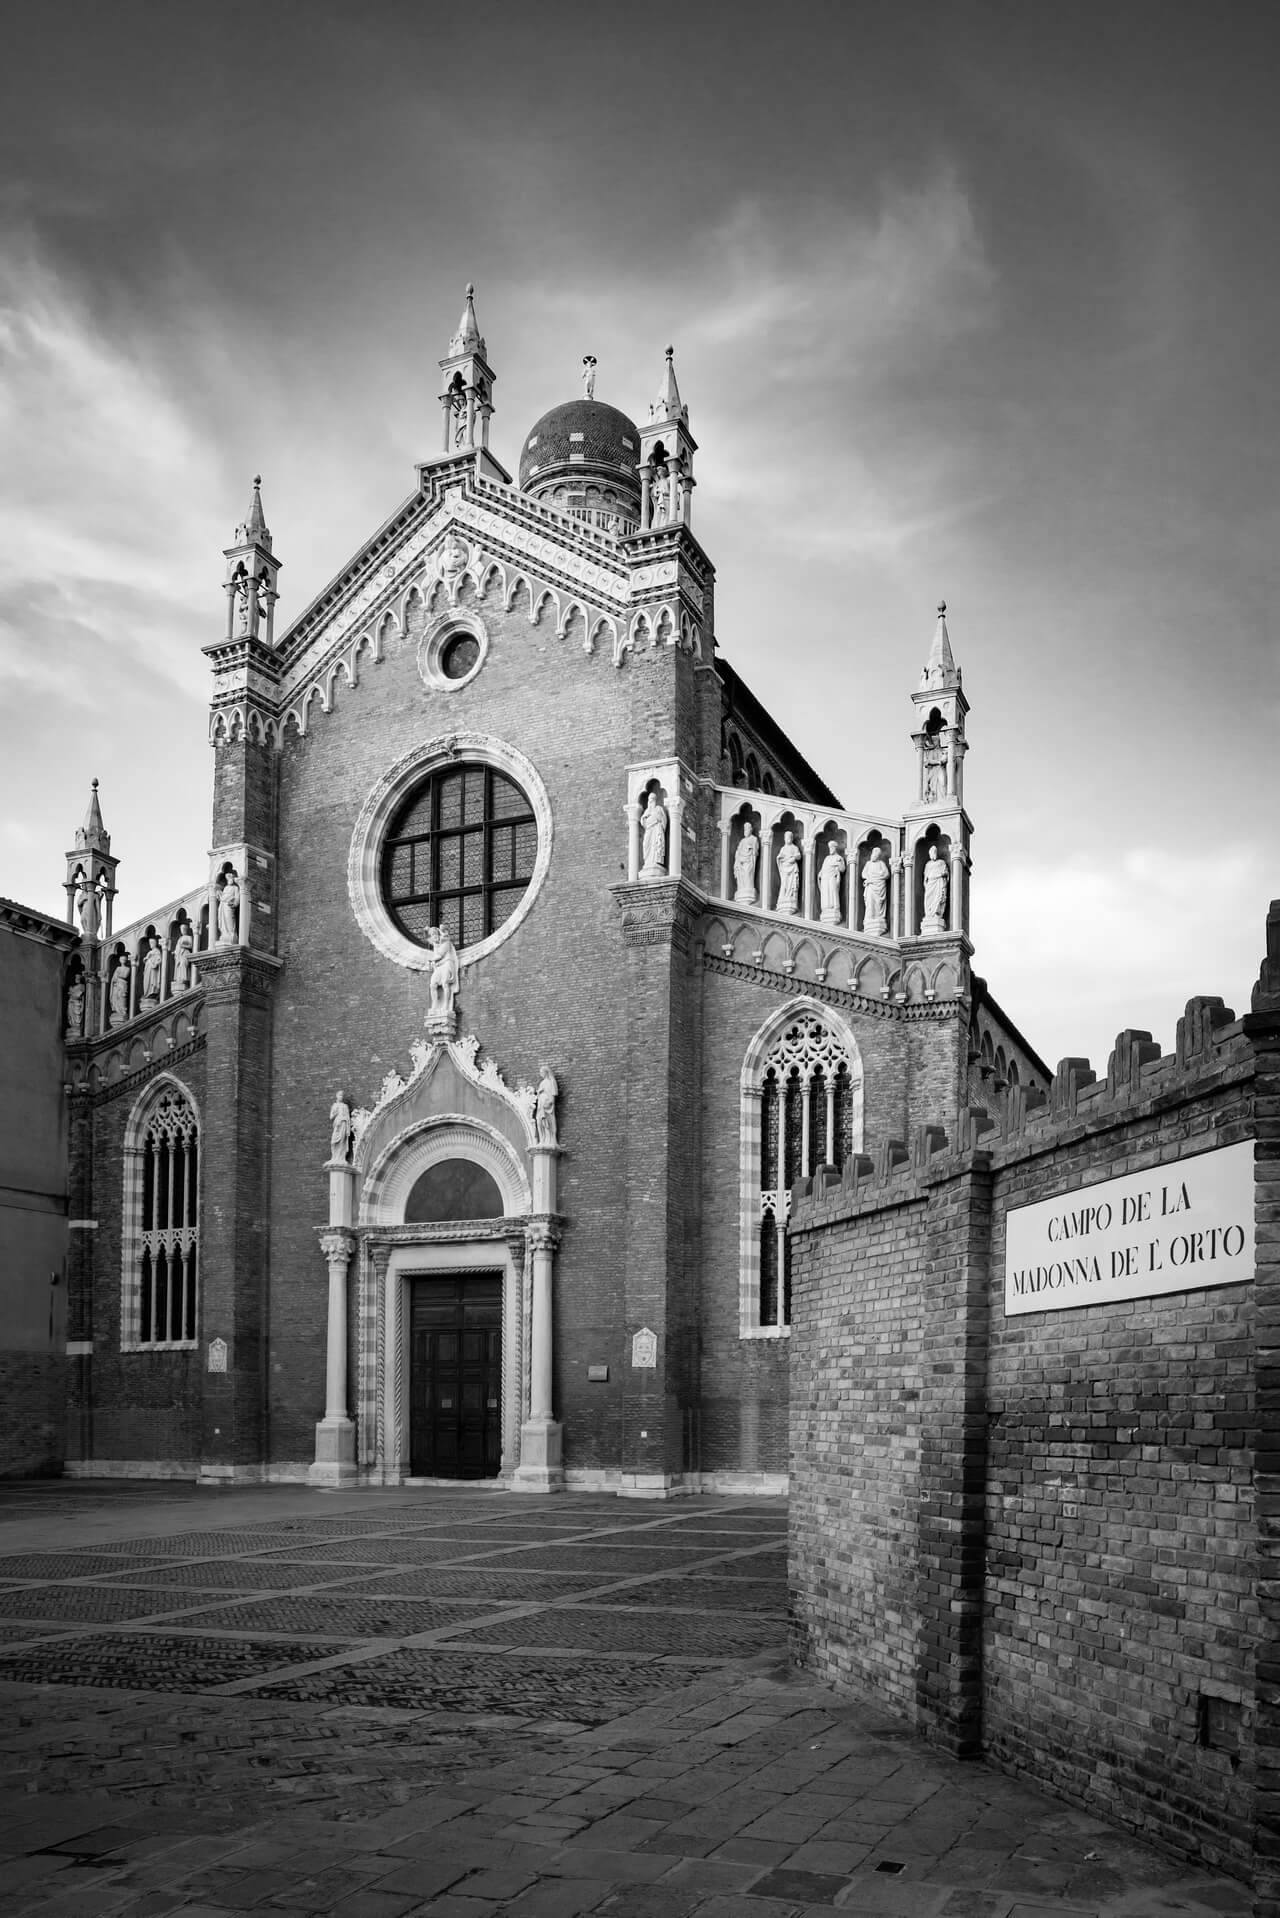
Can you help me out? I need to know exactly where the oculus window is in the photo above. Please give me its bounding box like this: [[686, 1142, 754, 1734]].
[[381, 762, 537, 952]]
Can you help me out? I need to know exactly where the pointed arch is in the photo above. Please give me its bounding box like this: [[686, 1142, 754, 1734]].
[[739, 997, 864, 1338], [121, 1072, 201, 1351]]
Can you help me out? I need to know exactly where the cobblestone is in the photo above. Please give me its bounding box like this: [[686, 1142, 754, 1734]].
[[0, 1481, 1253, 1918]]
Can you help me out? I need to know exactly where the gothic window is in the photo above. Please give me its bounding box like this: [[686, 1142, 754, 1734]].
[[740, 1010, 862, 1337], [381, 762, 537, 953], [122, 1085, 199, 1350]]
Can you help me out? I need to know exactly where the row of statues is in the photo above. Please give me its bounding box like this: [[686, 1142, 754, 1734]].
[[732, 826, 948, 934], [66, 925, 200, 1036]]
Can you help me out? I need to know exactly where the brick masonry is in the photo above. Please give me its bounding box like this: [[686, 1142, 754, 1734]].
[[790, 906, 1280, 1905]]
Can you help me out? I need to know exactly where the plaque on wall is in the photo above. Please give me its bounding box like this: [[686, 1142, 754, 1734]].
[[631, 1327, 658, 1369], [207, 1336, 229, 1373]]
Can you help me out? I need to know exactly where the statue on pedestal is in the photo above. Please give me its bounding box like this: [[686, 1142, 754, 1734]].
[[535, 1066, 559, 1146], [775, 832, 802, 914], [862, 847, 890, 936], [426, 926, 459, 1020], [922, 848, 949, 932], [217, 871, 241, 945], [66, 977, 85, 1038], [172, 927, 195, 992], [640, 793, 668, 876], [141, 935, 163, 1006], [108, 954, 131, 1028], [818, 840, 846, 923], [329, 1090, 353, 1165], [733, 822, 760, 903]]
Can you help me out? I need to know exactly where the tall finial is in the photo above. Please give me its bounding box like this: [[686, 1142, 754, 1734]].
[[449, 282, 484, 356], [77, 777, 109, 852], [651, 344, 685, 423], [923, 599, 958, 688], [235, 474, 271, 550]]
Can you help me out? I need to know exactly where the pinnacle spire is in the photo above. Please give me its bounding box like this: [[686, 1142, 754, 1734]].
[[77, 778, 110, 853], [235, 474, 272, 550], [923, 600, 959, 688], [651, 345, 686, 423], [449, 282, 485, 357]]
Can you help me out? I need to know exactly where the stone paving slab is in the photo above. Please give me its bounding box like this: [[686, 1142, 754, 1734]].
[[0, 1481, 1254, 1918]]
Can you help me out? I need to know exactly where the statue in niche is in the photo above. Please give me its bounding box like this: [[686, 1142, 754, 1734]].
[[923, 847, 949, 930], [582, 354, 597, 400], [775, 831, 802, 915], [426, 926, 459, 1018], [141, 935, 163, 1005], [733, 821, 760, 903], [818, 840, 846, 923], [650, 466, 670, 525], [329, 1090, 353, 1165], [65, 977, 85, 1038], [172, 926, 194, 992], [108, 954, 131, 1028], [75, 874, 99, 942], [640, 792, 668, 875], [535, 1066, 559, 1146], [217, 871, 241, 945], [862, 846, 890, 936]]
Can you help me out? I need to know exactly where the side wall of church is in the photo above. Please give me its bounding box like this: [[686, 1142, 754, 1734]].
[[0, 919, 70, 1475], [264, 578, 700, 1472]]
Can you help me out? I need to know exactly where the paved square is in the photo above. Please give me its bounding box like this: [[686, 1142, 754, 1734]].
[[0, 1482, 1251, 1917]]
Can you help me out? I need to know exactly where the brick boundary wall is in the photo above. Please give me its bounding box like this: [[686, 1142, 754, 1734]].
[[789, 900, 1280, 1912]]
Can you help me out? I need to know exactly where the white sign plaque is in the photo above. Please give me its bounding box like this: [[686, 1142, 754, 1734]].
[[207, 1336, 229, 1373], [1005, 1140, 1253, 1316], [631, 1327, 658, 1369]]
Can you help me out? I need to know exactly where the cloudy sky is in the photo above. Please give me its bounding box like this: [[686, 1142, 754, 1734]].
[[1, 1, 1275, 1071]]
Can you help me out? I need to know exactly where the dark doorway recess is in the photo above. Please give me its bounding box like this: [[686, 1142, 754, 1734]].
[[409, 1272, 502, 1479]]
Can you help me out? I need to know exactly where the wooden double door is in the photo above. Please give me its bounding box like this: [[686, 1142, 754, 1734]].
[[408, 1272, 503, 1479]]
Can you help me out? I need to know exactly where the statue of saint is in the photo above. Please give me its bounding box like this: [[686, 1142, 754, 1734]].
[[650, 466, 670, 526], [923, 848, 949, 930], [535, 1066, 559, 1146], [141, 936, 163, 1004], [65, 977, 85, 1037], [75, 875, 99, 941], [861, 847, 890, 936], [733, 821, 760, 903], [426, 925, 459, 1018], [775, 831, 802, 914], [329, 1090, 353, 1164], [108, 955, 131, 1027], [172, 927, 194, 992], [217, 871, 240, 945], [640, 793, 668, 875], [818, 840, 846, 923], [582, 354, 597, 399]]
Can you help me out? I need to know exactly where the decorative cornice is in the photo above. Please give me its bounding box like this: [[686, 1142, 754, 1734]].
[[360, 1217, 542, 1248], [78, 1033, 206, 1105], [613, 877, 703, 953], [351, 1029, 541, 1161], [195, 946, 282, 1008], [0, 897, 80, 951], [702, 950, 967, 1021]]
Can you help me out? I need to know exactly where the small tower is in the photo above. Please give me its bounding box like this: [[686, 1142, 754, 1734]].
[[907, 602, 972, 941], [436, 283, 497, 457], [638, 347, 697, 532], [63, 778, 118, 943], [222, 476, 281, 647]]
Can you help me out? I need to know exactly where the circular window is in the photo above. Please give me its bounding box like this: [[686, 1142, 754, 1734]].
[[441, 634, 480, 680], [349, 734, 553, 973], [381, 761, 537, 951], [418, 611, 488, 692]]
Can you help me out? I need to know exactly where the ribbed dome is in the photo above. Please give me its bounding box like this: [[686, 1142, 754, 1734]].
[[519, 399, 640, 491]]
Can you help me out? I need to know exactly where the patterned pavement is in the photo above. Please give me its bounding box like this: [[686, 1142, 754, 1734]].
[[0, 1479, 1252, 1917]]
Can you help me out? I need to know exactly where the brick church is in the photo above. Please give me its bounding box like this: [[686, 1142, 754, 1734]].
[[7, 286, 1046, 1491]]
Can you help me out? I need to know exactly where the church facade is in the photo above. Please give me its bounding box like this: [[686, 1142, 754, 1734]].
[[47, 288, 1045, 1492]]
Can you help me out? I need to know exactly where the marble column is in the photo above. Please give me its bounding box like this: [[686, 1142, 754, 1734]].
[[310, 1159, 357, 1488], [513, 1144, 564, 1492], [625, 801, 642, 884]]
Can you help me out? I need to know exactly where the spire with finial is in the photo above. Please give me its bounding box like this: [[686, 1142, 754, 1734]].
[[238, 474, 270, 547], [77, 777, 110, 853], [434, 282, 497, 460], [222, 473, 281, 645], [923, 600, 959, 689], [651, 345, 686, 424], [638, 345, 697, 531]]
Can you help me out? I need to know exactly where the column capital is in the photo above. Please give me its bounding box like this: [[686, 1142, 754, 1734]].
[[318, 1226, 356, 1264]]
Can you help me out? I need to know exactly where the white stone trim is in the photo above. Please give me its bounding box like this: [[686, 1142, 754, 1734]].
[[347, 731, 553, 973], [417, 609, 489, 693], [119, 1071, 201, 1353], [361, 1116, 532, 1223]]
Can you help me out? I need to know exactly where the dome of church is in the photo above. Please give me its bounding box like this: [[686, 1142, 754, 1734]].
[[518, 398, 642, 532]]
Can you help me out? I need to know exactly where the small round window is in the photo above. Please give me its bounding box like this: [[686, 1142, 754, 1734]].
[[380, 760, 537, 952], [440, 633, 480, 680]]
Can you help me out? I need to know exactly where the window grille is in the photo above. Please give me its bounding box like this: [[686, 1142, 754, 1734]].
[[381, 763, 536, 952], [123, 1088, 199, 1349]]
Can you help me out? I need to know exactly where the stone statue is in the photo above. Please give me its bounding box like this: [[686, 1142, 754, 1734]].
[[640, 793, 668, 875], [582, 354, 597, 399], [650, 466, 670, 525], [862, 846, 890, 936], [172, 927, 194, 992], [329, 1090, 353, 1164], [818, 840, 846, 923], [65, 977, 85, 1037], [75, 875, 99, 941], [733, 821, 760, 903], [923, 848, 949, 931], [535, 1066, 559, 1146], [108, 954, 131, 1028], [426, 926, 459, 1018], [775, 832, 802, 915], [217, 871, 240, 945], [141, 935, 163, 1005]]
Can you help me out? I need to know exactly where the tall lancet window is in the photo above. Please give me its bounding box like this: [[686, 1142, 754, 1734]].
[[122, 1083, 200, 1350], [740, 1009, 862, 1336]]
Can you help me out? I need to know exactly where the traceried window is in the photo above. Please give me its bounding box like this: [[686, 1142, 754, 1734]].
[[123, 1086, 199, 1350], [741, 1011, 862, 1336], [381, 763, 537, 952]]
